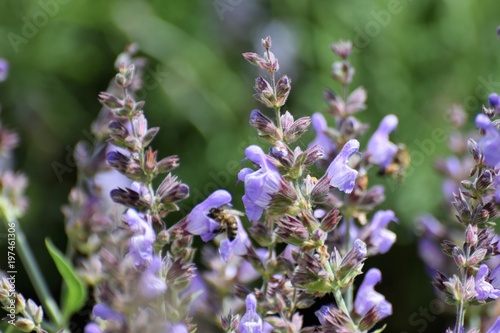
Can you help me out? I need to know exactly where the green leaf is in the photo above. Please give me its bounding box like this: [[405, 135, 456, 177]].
[[45, 239, 87, 322]]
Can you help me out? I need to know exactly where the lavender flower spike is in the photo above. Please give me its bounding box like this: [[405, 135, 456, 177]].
[[238, 145, 281, 221], [185, 189, 232, 241], [238, 294, 263, 333], [354, 268, 392, 320], [475, 264, 500, 301], [475, 114, 500, 167], [309, 113, 336, 158], [0, 59, 8, 82], [366, 114, 398, 168], [326, 139, 359, 193]]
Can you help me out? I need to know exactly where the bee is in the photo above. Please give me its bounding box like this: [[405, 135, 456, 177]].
[[379, 144, 411, 181], [208, 207, 244, 241]]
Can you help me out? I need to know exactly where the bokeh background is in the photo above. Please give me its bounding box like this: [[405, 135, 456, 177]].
[[1, 0, 500, 331]]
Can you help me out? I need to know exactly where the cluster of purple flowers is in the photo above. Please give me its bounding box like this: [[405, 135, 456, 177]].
[[5, 30, 500, 333]]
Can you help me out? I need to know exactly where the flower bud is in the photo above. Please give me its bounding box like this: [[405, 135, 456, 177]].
[[275, 75, 291, 108], [303, 145, 324, 166], [276, 215, 309, 245], [262, 36, 272, 50], [157, 155, 180, 173], [242, 52, 265, 66], [323, 88, 345, 117], [285, 116, 311, 143], [476, 169, 493, 191], [331, 40, 353, 59], [320, 208, 342, 232], [13, 317, 36, 332], [467, 138, 481, 162], [331, 61, 355, 84], [98, 92, 124, 109], [249, 109, 281, 142]]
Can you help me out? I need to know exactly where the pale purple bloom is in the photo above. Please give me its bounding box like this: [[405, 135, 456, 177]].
[[475, 114, 500, 167], [487, 316, 500, 333], [475, 264, 500, 301], [309, 113, 336, 158], [238, 145, 281, 221], [366, 114, 398, 168], [489, 93, 500, 113], [354, 268, 392, 319], [494, 175, 500, 203], [0, 59, 8, 82], [418, 238, 447, 274], [126, 209, 155, 266], [93, 303, 125, 323], [84, 323, 102, 333], [219, 217, 251, 262], [490, 262, 500, 289], [186, 190, 232, 241], [131, 181, 152, 203], [239, 294, 263, 333], [326, 139, 359, 193], [363, 210, 398, 254], [137, 256, 167, 300], [164, 323, 188, 333]]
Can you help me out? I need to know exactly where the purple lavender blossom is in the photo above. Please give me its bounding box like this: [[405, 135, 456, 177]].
[[137, 256, 167, 300], [489, 93, 500, 113], [325, 139, 359, 193], [489, 262, 500, 289], [0, 59, 8, 82], [475, 114, 500, 167], [84, 323, 102, 333], [185, 190, 232, 241], [238, 294, 263, 333], [164, 323, 189, 333], [475, 264, 500, 301], [126, 209, 156, 266], [366, 114, 398, 168], [494, 175, 500, 203], [219, 217, 251, 262], [364, 210, 398, 254], [354, 268, 392, 320], [309, 113, 336, 158], [93, 303, 125, 323], [487, 316, 500, 333], [238, 145, 281, 221]]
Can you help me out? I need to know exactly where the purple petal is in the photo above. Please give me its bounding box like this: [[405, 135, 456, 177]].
[[238, 294, 263, 333], [0, 59, 8, 82], [309, 113, 336, 157], [476, 114, 500, 167], [354, 268, 392, 319], [186, 190, 232, 240], [93, 304, 124, 323], [326, 139, 359, 193], [219, 218, 250, 262], [84, 323, 102, 333], [137, 256, 167, 299], [367, 114, 398, 168], [487, 316, 500, 333]]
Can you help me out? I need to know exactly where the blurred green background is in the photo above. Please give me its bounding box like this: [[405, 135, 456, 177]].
[[1, 0, 500, 331]]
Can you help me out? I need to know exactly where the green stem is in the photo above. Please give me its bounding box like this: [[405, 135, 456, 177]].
[[454, 270, 467, 333], [344, 215, 353, 311], [2, 217, 63, 328]]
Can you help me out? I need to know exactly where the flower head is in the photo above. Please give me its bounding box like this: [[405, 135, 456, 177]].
[[366, 114, 398, 168], [126, 209, 156, 266], [238, 294, 263, 333], [489, 93, 500, 113], [475, 114, 500, 167], [325, 139, 359, 193], [0, 59, 8, 82], [354, 268, 392, 320], [185, 190, 232, 241], [238, 145, 281, 221], [309, 113, 336, 158], [137, 256, 167, 300], [363, 210, 398, 255], [476, 264, 500, 301]]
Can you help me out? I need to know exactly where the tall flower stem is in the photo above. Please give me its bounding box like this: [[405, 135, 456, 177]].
[[2, 216, 63, 328]]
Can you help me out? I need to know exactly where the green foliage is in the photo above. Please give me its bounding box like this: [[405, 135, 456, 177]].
[[45, 239, 86, 323]]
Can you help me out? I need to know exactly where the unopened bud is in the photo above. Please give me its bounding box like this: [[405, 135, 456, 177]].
[[476, 170, 493, 191], [467, 139, 481, 162], [13, 317, 36, 332], [320, 208, 342, 232], [157, 155, 180, 173], [275, 75, 291, 107], [331, 40, 353, 59], [98, 92, 124, 109], [285, 116, 311, 143], [249, 109, 281, 142], [262, 36, 272, 50]]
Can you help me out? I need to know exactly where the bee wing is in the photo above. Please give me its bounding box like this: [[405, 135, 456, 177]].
[[225, 209, 245, 217]]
